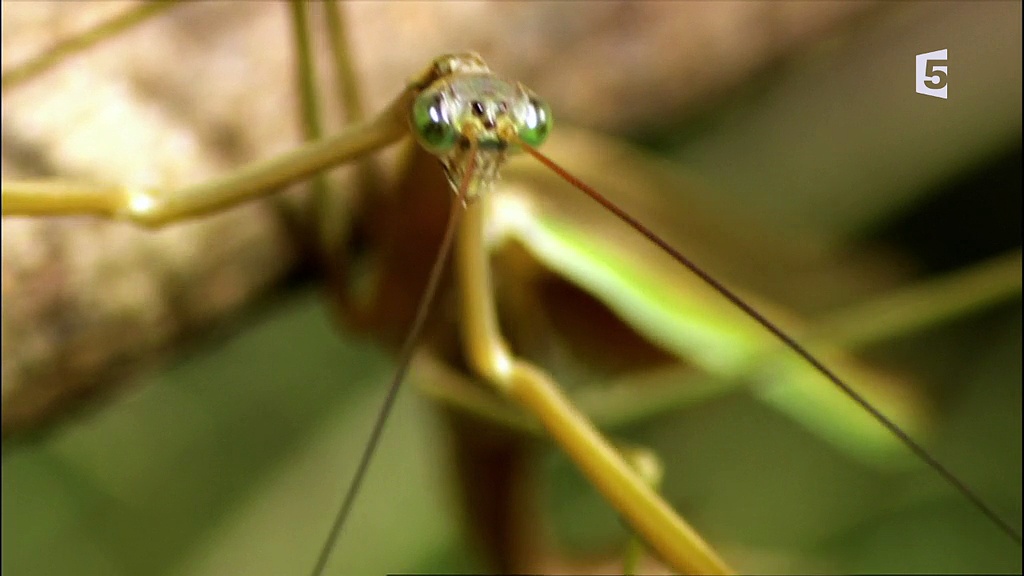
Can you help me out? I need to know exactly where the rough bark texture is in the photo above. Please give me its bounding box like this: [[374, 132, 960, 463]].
[[1, 1, 883, 435]]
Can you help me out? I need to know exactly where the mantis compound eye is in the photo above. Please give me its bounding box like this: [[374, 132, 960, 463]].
[[514, 96, 552, 148], [411, 90, 459, 154]]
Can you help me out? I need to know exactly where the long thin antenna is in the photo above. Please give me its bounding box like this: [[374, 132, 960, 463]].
[[307, 154, 476, 576], [519, 141, 1023, 547]]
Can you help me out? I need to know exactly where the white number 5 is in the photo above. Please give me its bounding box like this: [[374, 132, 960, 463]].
[[916, 48, 948, 99]]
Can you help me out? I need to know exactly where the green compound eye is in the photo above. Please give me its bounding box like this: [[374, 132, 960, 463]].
[[517, 97, 552, 148], [411, 91, 459, 153]]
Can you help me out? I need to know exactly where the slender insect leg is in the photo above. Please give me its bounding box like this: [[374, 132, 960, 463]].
[[456, 193, 732, 575], [1, 103, 410, 227]]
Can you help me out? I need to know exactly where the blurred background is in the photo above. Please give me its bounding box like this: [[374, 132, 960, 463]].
[[2, 1, 1020, 574]]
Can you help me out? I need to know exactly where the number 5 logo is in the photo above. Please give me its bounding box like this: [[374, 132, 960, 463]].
[[916, 49, 948, 99]]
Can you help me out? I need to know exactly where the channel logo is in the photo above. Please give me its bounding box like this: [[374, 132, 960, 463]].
[[916, 49, 948, 99]]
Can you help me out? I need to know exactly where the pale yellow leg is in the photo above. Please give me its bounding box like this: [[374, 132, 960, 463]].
[[619, 445, 666, 576], [1, 95, 411, 227], [1, 2, 178, 90], [457, 194, 733, 575]]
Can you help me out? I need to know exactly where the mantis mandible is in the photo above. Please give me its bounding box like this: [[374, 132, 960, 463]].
[[4, 2, 1019, 569]]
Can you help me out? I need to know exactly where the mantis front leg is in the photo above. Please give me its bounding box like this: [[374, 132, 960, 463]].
[[457, 193, 732, 575], [1, 98, 410, 226]]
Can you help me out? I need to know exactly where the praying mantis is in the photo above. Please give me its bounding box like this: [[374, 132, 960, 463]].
[[4, 2, 1019, 569]]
